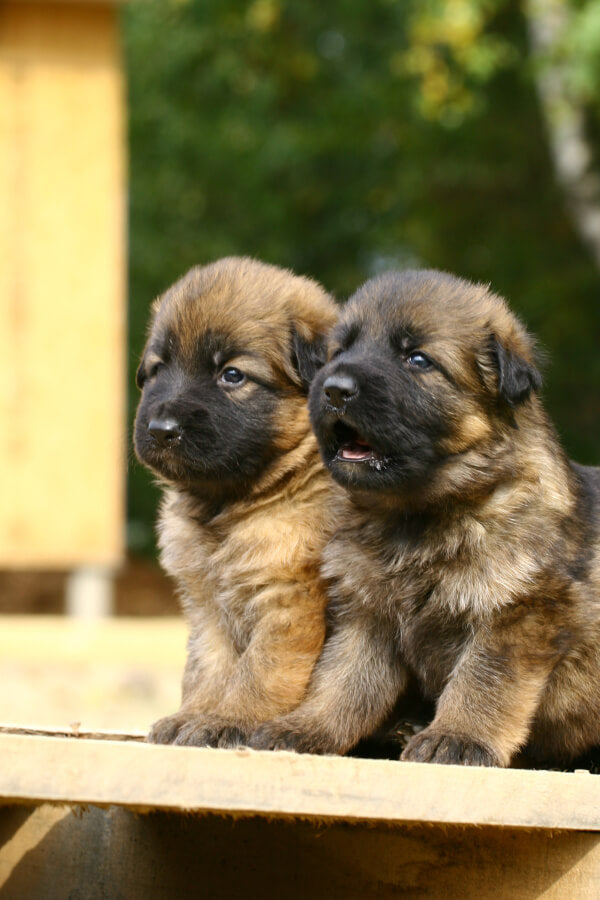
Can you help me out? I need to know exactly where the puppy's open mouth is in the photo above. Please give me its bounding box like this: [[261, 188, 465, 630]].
[[333, 422, 383, 465]]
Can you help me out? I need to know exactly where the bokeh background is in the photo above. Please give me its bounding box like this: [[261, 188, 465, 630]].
[[125, 0, 600, 554]]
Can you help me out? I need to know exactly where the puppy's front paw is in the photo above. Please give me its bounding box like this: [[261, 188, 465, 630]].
[[148, 712, 189, 744], [248, 721, 341, 755], [147, 712, 247, 748], [173, 716, 249, 748], [247, 723, 299, 752], [216, 726, 248, 749], [401, 728, 499, 766]]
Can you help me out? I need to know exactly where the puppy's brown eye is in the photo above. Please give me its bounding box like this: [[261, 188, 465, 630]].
[[407, 351, 433, 371], [221, 367, 246, 386]]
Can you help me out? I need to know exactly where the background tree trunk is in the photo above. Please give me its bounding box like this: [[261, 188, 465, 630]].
[[526, 0, 600, 269]]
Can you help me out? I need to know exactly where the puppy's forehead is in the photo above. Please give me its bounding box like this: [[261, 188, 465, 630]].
[[149, 256, 333, 362], [154, 261, 286, 355], [340, 269, 513, 345]]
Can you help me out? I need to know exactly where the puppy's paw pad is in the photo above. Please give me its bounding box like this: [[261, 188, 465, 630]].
[[401, 730, 499, 766]]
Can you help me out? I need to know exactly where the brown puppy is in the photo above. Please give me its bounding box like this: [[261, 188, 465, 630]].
[[250, 268, 600, 767], [134, 257, 339, 747]]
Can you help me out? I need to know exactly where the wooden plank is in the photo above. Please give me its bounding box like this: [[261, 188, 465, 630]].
[[0, 725, 145, 741], [0, 2, 125, 566], [1, 803, 600, 899], [0, 732, 599, 831]]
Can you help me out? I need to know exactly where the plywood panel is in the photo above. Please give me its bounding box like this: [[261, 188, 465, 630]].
[[0, 2, 125, 566]]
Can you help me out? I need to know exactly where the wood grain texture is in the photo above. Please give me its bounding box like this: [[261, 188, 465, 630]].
[[1, 733, 600, 897], [1, 802, 600, 899], [0, 731, 599, 831]]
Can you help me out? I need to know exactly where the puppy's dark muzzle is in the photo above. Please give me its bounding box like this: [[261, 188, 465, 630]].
[[323, 373, 358, 411], [148, 417, 182, 446]]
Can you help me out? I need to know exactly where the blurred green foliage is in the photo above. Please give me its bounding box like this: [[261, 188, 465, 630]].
[[123, 0, 600, 554]]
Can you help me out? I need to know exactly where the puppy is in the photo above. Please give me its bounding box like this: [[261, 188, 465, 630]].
[[250, 268, 600, 767], [134, 257, 339, 746]]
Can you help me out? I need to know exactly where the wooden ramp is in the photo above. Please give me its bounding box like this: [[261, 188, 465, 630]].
[[0, 730, 599, 899]]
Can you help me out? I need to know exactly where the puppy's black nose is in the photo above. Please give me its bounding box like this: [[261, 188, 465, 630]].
[[323, 373, 358, 408], [148, 418, 181, 445]]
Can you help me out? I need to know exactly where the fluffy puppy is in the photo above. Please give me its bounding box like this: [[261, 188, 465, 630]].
[[134, 257, 339, 747], [250, 268, 600, 767]]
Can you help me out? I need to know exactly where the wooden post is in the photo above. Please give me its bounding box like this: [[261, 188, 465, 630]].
[[0, 1, 126, 573]]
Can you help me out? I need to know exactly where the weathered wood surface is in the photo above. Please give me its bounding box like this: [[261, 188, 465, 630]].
[[0, 732, 599, 831], [1, 803, 600, 900], [0, 733, 599, 897]]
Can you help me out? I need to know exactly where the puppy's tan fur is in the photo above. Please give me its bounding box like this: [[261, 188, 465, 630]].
[[134, 257, 340, 746], [250, 269, 600, 766]]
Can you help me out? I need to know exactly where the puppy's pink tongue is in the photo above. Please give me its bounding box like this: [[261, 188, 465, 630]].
[[340, 440, 372, 461]]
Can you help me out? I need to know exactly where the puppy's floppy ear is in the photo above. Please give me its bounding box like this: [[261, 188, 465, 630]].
[[479, 334, 542, 408], [290, 326, 329, 392]]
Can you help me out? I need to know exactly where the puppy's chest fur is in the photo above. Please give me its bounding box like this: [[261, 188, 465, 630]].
[[161, 512, 255, 651], [158, 487, 327, 653], [323, 508, 553, 698]]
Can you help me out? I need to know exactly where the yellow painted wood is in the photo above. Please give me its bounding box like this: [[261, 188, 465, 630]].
[[0, 2, 126, 567]]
